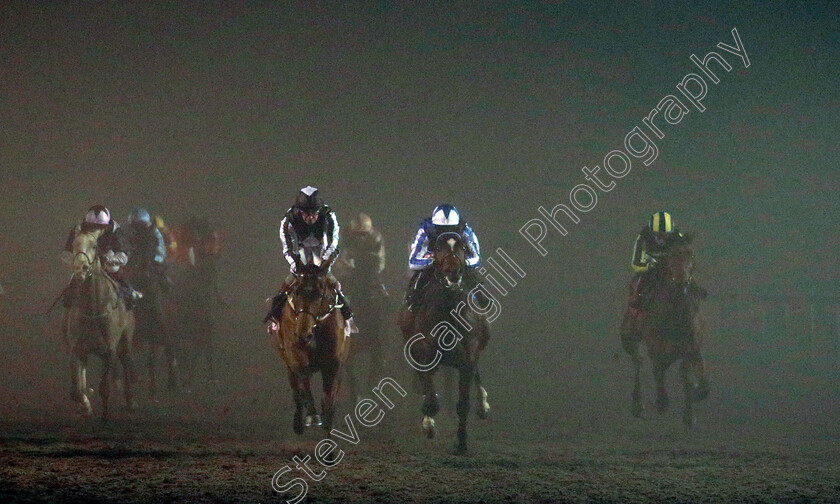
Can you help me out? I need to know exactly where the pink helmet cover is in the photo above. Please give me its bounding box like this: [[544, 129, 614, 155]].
[[85, 207, 111, 225]]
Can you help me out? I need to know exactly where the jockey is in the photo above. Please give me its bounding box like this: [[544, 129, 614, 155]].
[[404, 204, 480, 309], [264, 186, 358, 333], [61, 205, 139, 309], [124, 207, 169, 290], [629, 211, 705, 309], [342, 212, 386, 276]]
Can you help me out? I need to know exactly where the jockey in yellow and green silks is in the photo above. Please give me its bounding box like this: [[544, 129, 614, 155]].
[[628, 211, 705, 310]]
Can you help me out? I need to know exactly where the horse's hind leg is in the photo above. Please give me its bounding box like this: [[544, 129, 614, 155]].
[[418, 370, 439, 439], [454, 364, 474, 455], [474, 366, 490, 420]]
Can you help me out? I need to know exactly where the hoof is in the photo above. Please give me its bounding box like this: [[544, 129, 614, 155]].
[[453, 442, 468, 455], [422, 416, 435, 439], [77, 396, 93, 417], [476, 387, 490, 420], [692, 381, 710, 402], [631, 400, 643, 418], [293, 410, 304, 435], [655, 395, 670, 413], [304, 415, 323, 428]]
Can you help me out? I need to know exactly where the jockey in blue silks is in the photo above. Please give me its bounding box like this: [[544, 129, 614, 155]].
[[404, 204, 480, 310]]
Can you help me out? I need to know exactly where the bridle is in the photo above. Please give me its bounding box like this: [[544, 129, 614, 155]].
[[432, 232, 466, 290], [72, 250, 120, 317], [286, 274, 340, 337]]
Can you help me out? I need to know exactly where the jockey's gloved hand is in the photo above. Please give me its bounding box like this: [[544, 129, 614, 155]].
[[104, 250, 129, 267]]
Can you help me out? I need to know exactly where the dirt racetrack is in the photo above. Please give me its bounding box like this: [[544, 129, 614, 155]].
[[1, 395, 838, 504]]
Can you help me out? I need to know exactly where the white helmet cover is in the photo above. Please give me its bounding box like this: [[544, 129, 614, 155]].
[[431, 205, 459, 226]]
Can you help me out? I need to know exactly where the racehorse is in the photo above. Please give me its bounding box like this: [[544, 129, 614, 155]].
[[397, 232, 491, 454], [63, 231, 136, 420], [271, 256, 351, 437], [340, 255, 389, 401], [620, 232, 710, 427], [123, 246, 176, 398], [164, 218, 224, 389]]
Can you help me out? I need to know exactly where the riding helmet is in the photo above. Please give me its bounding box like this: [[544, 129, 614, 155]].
[[432, 204, 460, 226], [649, 211, 674, 233]]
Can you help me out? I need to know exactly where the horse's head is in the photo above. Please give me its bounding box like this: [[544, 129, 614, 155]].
[[72, 230, 102, 279], [658, 232, 695, 288], [287, 259, 338, 344], [431, 232, 467, 289]]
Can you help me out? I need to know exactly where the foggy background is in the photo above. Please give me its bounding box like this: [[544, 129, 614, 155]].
[[0, 1, 837, 444]]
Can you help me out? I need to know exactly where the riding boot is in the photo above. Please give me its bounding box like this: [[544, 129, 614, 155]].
[[263, 292, 288, 323], [117, 279, 139, 310], [404, 269, 427, 310], [264, 278, 294, 323]]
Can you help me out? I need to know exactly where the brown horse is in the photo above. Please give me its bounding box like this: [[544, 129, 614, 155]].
[[63, 231, 136, 420], [620, 232, 709, 427], [271, 257, 350, 436], [398, 232, 491, 454]]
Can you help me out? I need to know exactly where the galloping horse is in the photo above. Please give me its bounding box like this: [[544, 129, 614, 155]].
[[271, 256, 350, 436], [398, 232, 490, 454], [63, 231, 136, 420], [340, 257, 389, 401], [620, 232, 710, 427], [164, 217, 224, 389], [123, 245, 175, 398]]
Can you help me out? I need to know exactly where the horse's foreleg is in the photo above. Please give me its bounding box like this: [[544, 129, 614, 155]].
[[629, 344, 643, 418], [321, 362, 340, 438], [164, 342, 178, 393], [621, 312, 644, 417], [301, 377, 320, 428], [688, 349, 709, 402], [652, 358, 670, 413], [474, 365, 489, 419], [206, 328, 217, 383], [71, 353, 93, 417], [147, 344, 157, 399], [455, 364, 474, 455], [679, 359, 696, 428], [100, 349, 116, 422], [288, 372, 306, 435], [345, 358, 359, 403], [418, 370, 439, 438], [118, 335, 138, 411]]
